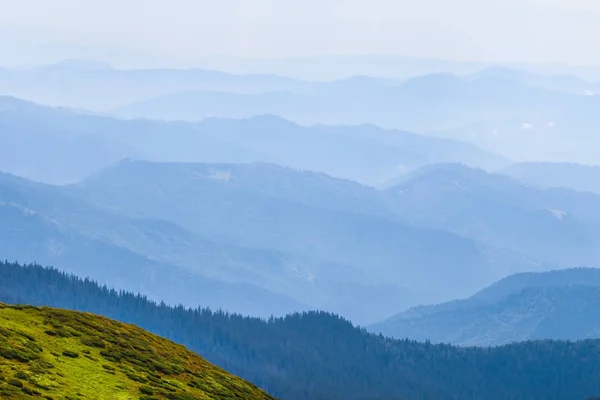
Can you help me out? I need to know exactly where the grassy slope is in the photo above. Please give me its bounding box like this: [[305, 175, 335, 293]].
[[0, 303, 276, 400]]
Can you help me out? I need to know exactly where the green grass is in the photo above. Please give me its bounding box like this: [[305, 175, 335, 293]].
[[0, 303, 276, 399]]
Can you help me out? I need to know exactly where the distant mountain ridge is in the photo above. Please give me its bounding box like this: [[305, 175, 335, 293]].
[[109, 70, 600, 166], [370, 268, 600, 346], [0, 63, 309, 110], [381, 163, 600, 268], [501, 162, 600, 195], [472, 267, 600, 301], [113, 71, 600, 131], [0, 170, 311, 318], [7, 155, 600, 323], [71, 159, 548, 309], [6, 164, 499, 324], [4, 62, 600, 166], [0, 95, 506, 185]]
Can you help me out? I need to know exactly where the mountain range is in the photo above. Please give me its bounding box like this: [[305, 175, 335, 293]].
[[0, 167, 445, 323], [3, 62, 600, 167], [109, 70, 600, 165], [192, 55, 600, 82], [112, 70, 600, 131], [2, 60, 598, 111], [0, 95, 505, 185], [6, 142, 600, 324], [7, 62, 600, 168], [370, 268, 600, 346], [4, 94, 600, 325], [6, 154, 600, 322], [0, 170, 310, 318], [1, 158, 556, 324], [0, 60, 309, 110], [70, 160, 549, 310], [381, 163, 600, 268]]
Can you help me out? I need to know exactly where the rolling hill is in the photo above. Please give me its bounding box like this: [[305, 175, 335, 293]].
[[0, 302, 276, 399], [370, 268, 600, 346], [3, 261, 600, 400]]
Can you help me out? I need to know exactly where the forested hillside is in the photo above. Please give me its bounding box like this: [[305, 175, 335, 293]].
[[2, 261, 600, 400], [372, 268, 600, 346]]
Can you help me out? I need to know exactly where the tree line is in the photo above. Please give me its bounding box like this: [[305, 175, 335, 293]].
[[1, 260, 599, 400]]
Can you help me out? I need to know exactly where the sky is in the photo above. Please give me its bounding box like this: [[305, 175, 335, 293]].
[[1, 0, 600, 68]]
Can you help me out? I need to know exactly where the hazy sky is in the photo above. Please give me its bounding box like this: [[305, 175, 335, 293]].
[[1, 0, 600, 67]]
